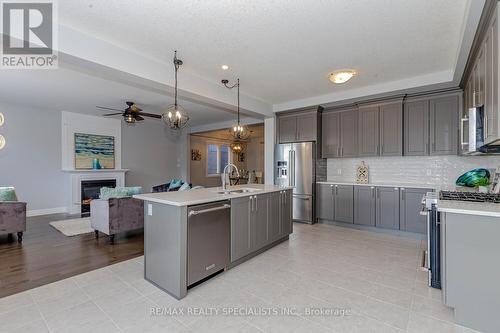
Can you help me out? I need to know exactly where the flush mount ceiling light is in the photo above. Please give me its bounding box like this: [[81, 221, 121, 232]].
[[221, 65, 230, 70], [162, 50, 190, 130], [222, 78, 251, 140], [0, 112, 4, 126], [328, 70, 356, 84], [0, 134, 5, 150]]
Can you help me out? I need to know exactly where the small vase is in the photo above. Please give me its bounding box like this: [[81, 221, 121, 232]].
[[92, 158, 102, 170]]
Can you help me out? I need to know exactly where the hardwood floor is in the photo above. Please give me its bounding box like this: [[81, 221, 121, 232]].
[[0, 213, 143, 298]]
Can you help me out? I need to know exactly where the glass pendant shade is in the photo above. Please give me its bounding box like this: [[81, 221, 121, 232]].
[[230, 141, 245, 153], [230, 124, 250, 140]]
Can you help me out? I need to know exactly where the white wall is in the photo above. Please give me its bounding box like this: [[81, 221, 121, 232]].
[[121, 121, 186, 191], [0, 103, 187, 214], [327, 155, 500, 187], [264, 117, 275, 184]]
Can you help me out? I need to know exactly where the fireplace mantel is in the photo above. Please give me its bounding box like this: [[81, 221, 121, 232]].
[[66, 169, 128, 214]]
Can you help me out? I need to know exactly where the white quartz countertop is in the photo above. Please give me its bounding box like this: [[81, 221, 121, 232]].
[[317, 181, 439, 190], [133, 184, 293, 207], [438, 200, 500, 218]]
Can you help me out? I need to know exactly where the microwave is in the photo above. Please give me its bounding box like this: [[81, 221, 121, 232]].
[[465, 105, 500, 154]]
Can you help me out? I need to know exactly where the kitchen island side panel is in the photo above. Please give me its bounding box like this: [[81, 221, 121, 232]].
[[144, 202, 188, 299]]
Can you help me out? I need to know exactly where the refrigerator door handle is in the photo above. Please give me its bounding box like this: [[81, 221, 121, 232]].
[[290, 150, 296, 187]]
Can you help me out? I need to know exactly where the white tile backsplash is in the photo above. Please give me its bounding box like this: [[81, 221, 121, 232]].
[[326, 155, 500, 187]]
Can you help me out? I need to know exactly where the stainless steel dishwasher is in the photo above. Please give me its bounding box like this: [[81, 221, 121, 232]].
[[187, 200, 230, 286]]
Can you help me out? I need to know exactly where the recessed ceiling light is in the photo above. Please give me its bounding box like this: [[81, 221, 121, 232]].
[[328, 70, 356, 84], [221, 65, 230, 70]]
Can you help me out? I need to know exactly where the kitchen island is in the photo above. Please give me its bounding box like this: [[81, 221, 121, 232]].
[[134, 184, 293, 299], [438, 202, 500, 333]]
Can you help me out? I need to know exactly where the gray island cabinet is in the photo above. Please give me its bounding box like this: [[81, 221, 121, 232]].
[[133, 185, 293, 300]]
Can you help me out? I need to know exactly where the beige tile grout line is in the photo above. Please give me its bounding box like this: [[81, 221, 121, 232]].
[[30, 292, 53, 333]]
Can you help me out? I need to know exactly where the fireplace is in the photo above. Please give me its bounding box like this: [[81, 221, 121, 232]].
[[81, 179, 116, 216]]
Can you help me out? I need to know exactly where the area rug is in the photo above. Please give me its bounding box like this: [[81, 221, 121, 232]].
[[49, 217, 94, 236]]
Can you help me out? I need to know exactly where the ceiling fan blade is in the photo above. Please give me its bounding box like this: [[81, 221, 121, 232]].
[[96, 106, 124, 112], [135, 115, 145, 121], [102, 112, 124, 116], [139, 112, 162, 119]]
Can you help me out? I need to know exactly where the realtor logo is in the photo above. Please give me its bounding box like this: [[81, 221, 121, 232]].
[[1, 1, 58, 69]]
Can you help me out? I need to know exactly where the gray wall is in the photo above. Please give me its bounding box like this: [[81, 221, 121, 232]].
[[121, 120, 186, 192], [0, 102, 66, 211], [0, 101, 187, 212]]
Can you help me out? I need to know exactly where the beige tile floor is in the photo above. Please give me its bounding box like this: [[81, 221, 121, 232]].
[[0, 223, 482, 333]]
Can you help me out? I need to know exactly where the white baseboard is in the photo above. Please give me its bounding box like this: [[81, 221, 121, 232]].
[[27, 207, 67, 217]]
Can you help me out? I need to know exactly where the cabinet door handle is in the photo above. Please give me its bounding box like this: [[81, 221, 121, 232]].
[[371, 186, 375, 198], [401, 188, 405, 200], [341, 147, 344, 156], [255, 196, 258, 210], [335, 185, 338, 195]]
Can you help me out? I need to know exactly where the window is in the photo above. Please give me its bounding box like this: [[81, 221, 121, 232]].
[[207, 143, 231, 176]]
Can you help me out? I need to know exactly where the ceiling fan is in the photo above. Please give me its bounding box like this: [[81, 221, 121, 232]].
[[96, 101, 162, 124]]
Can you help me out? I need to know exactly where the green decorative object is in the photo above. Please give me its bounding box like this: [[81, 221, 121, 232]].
[[0, 187, 18, 201], [99, 186, 143, 200], [456, 168, 491, 187]]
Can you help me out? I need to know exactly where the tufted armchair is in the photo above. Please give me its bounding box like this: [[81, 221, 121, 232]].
[[0, 202, 26, 242], [90, 197, 144, 244]]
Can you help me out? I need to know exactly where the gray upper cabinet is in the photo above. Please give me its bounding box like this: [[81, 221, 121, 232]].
[[231, 196, 252, 262], [322, 112, 340, 158], [430, 95, 459, 155], [376, 187, 400, 230], [400, 187, 431, 234], [297, 113, 317, 142], [358, 105, 380, 157], [278, 109, 319, 143], [380, 102, 403, 156], [354, 186, 376, 226], [278, 116, 297, 143], [340, 110, 358, 157], [317, 184, 334, 221], [334, 185, 354, 223], [404, 100, 429, 156]]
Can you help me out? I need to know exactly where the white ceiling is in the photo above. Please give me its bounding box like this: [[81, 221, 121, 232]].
[[59, 0, 471, 106], [0, 67, 256, 127]]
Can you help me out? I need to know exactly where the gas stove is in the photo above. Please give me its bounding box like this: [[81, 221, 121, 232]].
[[439, 191, 500, 203]]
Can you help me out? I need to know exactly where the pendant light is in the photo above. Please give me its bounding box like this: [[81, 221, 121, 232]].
[[222, 78, 250, 140], [162, 51, 189, 130]]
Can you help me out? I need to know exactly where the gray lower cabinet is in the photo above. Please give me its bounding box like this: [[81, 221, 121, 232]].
[[376, 187, 400, 230], [268, 191, 282, 242], [281, 190, 293, 236], [400, 187, 431, 234], [253, 194, 269, 250], [404, 100, 429, 156], [231, 191, 292, 263], [230, 196, 252, 262], [429, 95, 459, 155], [334, 185, 354, 223], [317, 184, 334, 220], [354, 186, 376, 226]]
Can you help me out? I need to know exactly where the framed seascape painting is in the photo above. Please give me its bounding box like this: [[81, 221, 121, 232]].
[[74, 133, 115, 169]]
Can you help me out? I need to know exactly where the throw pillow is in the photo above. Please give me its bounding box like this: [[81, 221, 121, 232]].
[[99, 186, 143, 200], [0, 187, 18, 201], [168, 179, 183, 190], [179, 183, 191, 191]]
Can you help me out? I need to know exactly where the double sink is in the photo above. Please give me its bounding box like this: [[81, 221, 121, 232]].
[[214, 188, 261, 195]]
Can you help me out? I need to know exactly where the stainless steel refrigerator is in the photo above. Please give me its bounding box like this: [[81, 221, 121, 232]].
[[274, 142, 315, 223]]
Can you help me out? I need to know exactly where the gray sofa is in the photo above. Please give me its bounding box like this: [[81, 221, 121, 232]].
[[90, 197, 144, 244], [0, 202, 26, 243]]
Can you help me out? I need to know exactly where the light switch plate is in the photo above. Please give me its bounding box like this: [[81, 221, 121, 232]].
[[147, 204, 153, 216]]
